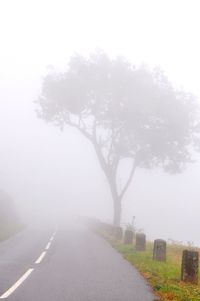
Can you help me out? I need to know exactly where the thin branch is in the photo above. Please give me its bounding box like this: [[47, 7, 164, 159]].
[[92, 119, 97, 140], [107, 130, 114, 166], [119, 158, 137, 200], [67, 117, 93, 141], [65, 113, 124, 202], [93, 140, 108, 173], [67, 114, 108, 174]]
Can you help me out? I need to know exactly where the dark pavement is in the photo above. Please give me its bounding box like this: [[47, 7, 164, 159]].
[[0, 224, 157, 300]]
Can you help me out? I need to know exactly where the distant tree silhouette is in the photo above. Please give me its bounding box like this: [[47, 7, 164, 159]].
[[37, 51, 200, 226], [0, 190, 20, 237]]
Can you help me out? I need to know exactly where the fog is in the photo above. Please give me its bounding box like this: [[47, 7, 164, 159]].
[[1, 0, 200, 245]]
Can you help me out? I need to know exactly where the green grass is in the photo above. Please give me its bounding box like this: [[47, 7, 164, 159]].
[[0, 223, 25, 242], [106, 237, 200, 301]]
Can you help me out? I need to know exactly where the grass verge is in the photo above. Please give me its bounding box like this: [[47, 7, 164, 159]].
[[0, 223, 25, 242], [106, 237, 200, 301]]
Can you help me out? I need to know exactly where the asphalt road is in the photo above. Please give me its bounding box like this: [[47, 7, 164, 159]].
[[0, 224, 158, 300]]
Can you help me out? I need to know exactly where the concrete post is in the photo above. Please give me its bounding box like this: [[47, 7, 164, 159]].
[[124, 230, 133, 244], [153, 239, 166, 262], [114, 227, 123, 241], [135, 233, 146, 251], [181, 250, 199, 284]]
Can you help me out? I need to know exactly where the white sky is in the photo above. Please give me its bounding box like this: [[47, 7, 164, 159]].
[[0, 0, 200, 91], [1, 0, 200, 244]]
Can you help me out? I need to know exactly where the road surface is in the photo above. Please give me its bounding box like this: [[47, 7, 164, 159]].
[[0, 224, 158, 300]]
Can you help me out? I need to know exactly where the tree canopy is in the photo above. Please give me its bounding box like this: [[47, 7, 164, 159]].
[[37, 51, 200, 225]]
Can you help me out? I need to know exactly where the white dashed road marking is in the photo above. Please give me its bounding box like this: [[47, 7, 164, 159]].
[[45, 242, 51, 250], [0, 229, 57, 298], [0, 269, 34, 299], [35, 251, 47, 264]]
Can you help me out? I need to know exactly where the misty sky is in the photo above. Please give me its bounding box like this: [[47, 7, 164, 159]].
[[1, 0, 200, 245]]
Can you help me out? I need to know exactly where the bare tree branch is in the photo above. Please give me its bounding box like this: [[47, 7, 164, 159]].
[[93, 140, 108, 174], [119, 158, 137, 200], [67, 116, 93, 141]]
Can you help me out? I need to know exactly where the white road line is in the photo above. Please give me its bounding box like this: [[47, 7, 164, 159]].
[[50, 236, 54, 242], [49, 229, 57, 242], [45, 242, 51, 250], [0, 268, 34, 299], [0, 230, 57, 299], [35, 251, 47, 264]]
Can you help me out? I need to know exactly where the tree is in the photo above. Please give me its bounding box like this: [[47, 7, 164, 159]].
[[37, 51, 200, 226], [0, 190, 20, 237]]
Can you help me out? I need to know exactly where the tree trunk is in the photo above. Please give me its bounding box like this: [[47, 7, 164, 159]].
[[113, 198, 122, 226], [108, 174, 122, 226]]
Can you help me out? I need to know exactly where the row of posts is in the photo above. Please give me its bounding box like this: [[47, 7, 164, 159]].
[[101, 224, 199, 284]]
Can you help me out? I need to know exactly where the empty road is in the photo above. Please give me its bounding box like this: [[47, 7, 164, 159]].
[[0, 224, 157, 300]]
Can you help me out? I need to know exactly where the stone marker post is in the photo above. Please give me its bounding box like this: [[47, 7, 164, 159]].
[[106, 224, 114, 236], [153, 239, 166, 262], [181, 250, 199, 284], [124, 230, 133, 244], [135, 233, 146, 251], [115, 227, 123, 241]]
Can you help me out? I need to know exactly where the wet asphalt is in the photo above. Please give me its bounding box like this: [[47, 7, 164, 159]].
[[0, 225, 158, 301]]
